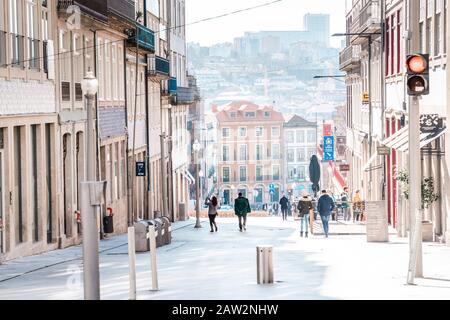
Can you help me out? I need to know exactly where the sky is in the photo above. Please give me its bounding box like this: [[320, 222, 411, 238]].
[[186, 0, 348, 48]]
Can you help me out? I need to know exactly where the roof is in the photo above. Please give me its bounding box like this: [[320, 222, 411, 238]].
[[215, 100, 284, 123], [284, 114, 317, 128]]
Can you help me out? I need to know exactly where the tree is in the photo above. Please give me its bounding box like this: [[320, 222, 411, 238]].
[[396, 169, 439, 209]]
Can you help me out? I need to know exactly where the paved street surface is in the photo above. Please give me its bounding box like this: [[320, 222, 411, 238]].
[[0, 217, 449, 300]]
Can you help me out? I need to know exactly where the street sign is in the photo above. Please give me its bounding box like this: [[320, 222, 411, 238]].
[[323, 123, 332, 137], [362, 92, 370, 104], [136, 162, 146, 177], [420, 114, 440, 133], [377, 146, 391, 156], [323, 136, 335, 161], [339, 164, 350, 172]]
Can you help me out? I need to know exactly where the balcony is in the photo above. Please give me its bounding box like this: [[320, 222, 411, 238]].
[[58, 0, 108, 22], [148, 55, 170, 80], [127, 24, 155, 53], [174, 86, 195, 105], [169, 77, 177, 94], [339, 45, 361, 72], [108, 0, 135, 20], [349, 0, 381, 44]]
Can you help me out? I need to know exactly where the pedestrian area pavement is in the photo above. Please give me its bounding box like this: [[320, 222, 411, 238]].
[[0, 217, 449, 300]]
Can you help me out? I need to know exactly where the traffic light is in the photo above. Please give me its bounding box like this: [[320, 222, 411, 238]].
[[406, 54, 429, 96]]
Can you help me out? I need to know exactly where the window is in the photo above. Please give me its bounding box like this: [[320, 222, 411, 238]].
[[307, 130, 316, 143], [298, 166, 306, 180], [239, 166, 247, 182], [222, 167, 230, 183], [222, 128, 230, 138], [286, 130, 294, 143], [271, 127, 280, 138], [435, 11, 442, 55], [288, 166, 296, 180], [397, 10, 401, 74], [272, 165, 280, 180], [385, 18, 390, 75], [112, 43, 118, 100], [98, 38, 104, 100], [264, 111, 271, 118], [239, 144, 247, 161], [272, 144, 280, 160], [222, 145, 230, 161], [426, 17, 432, 54], [256, 127, 263, 137], [297, 148, 306, 162], [27, 0, 38, 69], [256, 166, 263, 181], [287, 149, 295, 163], [245, 112, 256, 118], [296, 130, 305, 143], [307, 148, 316, 160], [104, 39, 111, 100], [256, 144, 263, 160], [239, 127, 247, 137], [230, 112, 236, 118]]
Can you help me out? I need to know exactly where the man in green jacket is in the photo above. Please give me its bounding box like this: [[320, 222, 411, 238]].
[[235, 193, 251, 232]]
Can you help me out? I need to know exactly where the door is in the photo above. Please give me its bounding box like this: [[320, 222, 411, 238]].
[[223, 190, 230, 205]]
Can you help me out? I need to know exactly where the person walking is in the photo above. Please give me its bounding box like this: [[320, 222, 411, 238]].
[[352, 190, 363, 223], [205, 196, 219, 232], [279, 194, 290, 221], [341, 187, 351, 221], [317, 190, 335, 238], [297, 191, 313, 238], [234, 193, 251, 232]]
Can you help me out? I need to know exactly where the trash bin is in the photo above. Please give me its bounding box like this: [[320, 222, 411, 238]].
[[179, 203, 186, 221], [161, 216, 172, 245], [134, 220, 150, 252], [103, 216, 114, 234], [153, 218, 164, 248]]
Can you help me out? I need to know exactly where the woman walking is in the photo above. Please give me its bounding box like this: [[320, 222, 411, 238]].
[[205, 196, 219, 232], [297, 191, 313, 238]]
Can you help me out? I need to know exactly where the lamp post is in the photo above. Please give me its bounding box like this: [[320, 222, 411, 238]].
[[80, 70, 102, 300], [193, 140, 202, 228]]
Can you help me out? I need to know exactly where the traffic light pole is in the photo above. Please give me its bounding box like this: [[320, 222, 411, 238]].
[[406, 0, 423, 284]]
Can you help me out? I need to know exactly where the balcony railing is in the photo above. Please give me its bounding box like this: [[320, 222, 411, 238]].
[[10, 34, 24, 67], [108, 0, 135, 21], [339, 45, 361, 72], [127, 24, 155, 52], [58, 0, 108, 22], [0, 31, 6, 67], [169, 77, 177, 94], [175, 86, 194, 104], [148, 55, 170, 79]]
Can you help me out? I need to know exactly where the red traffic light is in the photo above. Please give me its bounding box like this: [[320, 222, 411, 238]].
[[406, 55, 428, 73]]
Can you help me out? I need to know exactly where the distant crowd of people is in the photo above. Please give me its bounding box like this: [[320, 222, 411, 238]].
[[203, 188, 366, 237]]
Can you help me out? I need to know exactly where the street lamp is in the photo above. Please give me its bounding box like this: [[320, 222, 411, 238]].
[[193, 140, 202, 228], [80, 70, 103, 300]]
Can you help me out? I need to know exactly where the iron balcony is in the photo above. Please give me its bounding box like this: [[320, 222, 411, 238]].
[[148, 55, 170, 80], [127, 24, 155, 53], [57, 0, 108, 22], [339, 45, 361, 72]]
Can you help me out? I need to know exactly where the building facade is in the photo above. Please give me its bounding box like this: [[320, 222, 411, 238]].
[[216, 101, 284, 207], [283, 115, 317, 198], [0, 0, 58, 261]]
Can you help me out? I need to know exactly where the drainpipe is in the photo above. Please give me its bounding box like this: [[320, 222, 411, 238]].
[[144, 1, 152, 219], [92, 29, 104, 240]]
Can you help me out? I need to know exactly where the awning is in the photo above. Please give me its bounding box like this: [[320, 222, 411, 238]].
[[363, 152, 379, 172], [381, 126, 447, 153], [182, 169, 195, 185]]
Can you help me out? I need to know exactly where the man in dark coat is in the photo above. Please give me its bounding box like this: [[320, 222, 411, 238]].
[[279, 195, 290, 221], [317, 190, 335, 238], [234, 193, 251, 232]]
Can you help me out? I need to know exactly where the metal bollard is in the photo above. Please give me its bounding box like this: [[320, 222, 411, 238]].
[[128, 226, 137, 300], [257, 245, 274, 284], [147, 224, 159, 291]]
